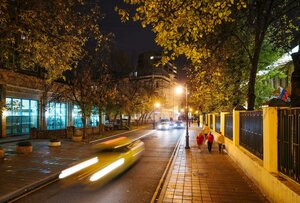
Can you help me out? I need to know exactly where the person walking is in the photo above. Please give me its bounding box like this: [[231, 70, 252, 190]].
[[206, 132, 214, 153], [197, 119, 200, 127], [196, 131, 205, 152], [203, 125, 210, 138], [217, 132, 225, 153]]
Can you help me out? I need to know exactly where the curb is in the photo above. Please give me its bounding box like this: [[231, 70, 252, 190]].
[[150, 131, 184, 203], [0, 172, 60, 203]]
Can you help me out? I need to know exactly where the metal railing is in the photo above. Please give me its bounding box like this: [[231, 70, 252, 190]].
[[278, 108, 300, 184], [225, 114, 233, 140], [215, 114, 220, 132], [240, 111, 263, 159]]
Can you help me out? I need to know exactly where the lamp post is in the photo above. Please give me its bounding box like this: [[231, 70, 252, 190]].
[[176, 85, 190, 149], [153, 102, 160, 129]]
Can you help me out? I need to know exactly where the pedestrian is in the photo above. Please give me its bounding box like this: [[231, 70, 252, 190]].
[[206, 132, 214, 152], [196, 131, 205, 152], [217, 132, 225, 153], [203, 125, 210, 138], [197, 119, 200, 127]]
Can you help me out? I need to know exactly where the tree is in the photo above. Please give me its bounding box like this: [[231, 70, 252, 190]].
[[120, 0, 299, 110], [0, 0, 104, 81], [92, 48, 117, 132], [62, 67, 96, 139], [118, 0, 246, 64], [227, 0, 299, 110]]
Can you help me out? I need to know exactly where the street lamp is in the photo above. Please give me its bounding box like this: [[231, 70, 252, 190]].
[[175, 85, 190, 149], [153, 102, 160, 129]]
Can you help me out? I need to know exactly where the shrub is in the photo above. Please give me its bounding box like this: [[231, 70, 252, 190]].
[[17, 141, 32, 147], [49, 138, 60, 142]]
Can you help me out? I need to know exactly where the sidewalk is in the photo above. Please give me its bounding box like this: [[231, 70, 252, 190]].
[[0, 138, 98, 202], [157, 125, 269, 202]]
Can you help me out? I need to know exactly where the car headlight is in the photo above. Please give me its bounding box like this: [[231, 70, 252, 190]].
[[59, 157, 98, 179], [90, 158, 125, 182]]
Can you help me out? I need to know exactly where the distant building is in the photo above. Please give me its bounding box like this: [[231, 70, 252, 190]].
[[135, 51, 181, 121], [258, 45, 298, 101]]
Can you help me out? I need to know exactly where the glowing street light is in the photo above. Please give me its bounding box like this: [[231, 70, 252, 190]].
[[175, 84, 190, 149], [154, 102, 160, 108], [153, 102, 160, 129]]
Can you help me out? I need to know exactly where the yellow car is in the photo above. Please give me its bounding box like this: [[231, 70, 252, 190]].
[[59, 137, 145, 186]]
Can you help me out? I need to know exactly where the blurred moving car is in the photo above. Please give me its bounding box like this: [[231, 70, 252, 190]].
[[173, 121, 185, 129], [157, 121, 171, 130], [59, 137, 145, 186]]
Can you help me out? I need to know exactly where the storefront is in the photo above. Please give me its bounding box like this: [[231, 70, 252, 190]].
[[72, 105, 100, 127], [5, 98, 39, 136], [73, 105, 83, 128], [90, 107, 99, 127], [46, 102, 67, 130]]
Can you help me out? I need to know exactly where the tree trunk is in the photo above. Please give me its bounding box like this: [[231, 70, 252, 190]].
[[138, 114, 143, 126], [99, 109, 104, 133], [82, 114, 87, 139], [120, 113, 123, 128], [113, 112, 118, 130], [128, 115, 131, 127], [143, 113, 147, 124], [247, 45, 262, 110]]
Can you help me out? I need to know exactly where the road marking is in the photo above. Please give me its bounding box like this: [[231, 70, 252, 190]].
[[150, 131, 184, 203]]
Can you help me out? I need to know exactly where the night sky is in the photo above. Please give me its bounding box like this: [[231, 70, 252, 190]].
[[99, 0, 186, 80], [99, 0, 160, 56]]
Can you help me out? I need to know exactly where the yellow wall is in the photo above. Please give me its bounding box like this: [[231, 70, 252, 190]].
[[221, 107, 300, 203], [225, 139, 300, 203], [263, 106, 278, 172]]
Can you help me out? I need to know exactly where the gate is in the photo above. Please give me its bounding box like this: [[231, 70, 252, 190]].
[[278, 108, 300, 184]]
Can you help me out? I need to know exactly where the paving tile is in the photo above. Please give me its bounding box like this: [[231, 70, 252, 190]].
[[159, 126, 269, 203]]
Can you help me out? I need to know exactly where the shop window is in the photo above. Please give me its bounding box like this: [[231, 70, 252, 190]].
[[91, 107, 99, 127], [5, 98, 39, 136], [46, 102, 66, 130], [73, 105, 83, 128]]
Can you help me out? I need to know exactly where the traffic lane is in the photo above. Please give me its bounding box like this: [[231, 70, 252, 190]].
[[14, 128, 183, 203], [90, 127, 154, 144]]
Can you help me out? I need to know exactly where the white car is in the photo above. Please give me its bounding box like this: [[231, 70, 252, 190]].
[[174, 121, 185, 129], [157, 121, 171, 130]]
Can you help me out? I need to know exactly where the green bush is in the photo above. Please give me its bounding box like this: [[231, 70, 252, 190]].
[[17, 141, 32, 147], [49, 138, 60, 142]]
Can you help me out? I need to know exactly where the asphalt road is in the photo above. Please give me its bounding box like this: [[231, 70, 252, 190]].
[[15, 128, 183, 203]]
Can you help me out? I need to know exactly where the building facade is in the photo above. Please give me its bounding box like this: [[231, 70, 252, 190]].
[[136, 51, 181, 121], [0, 69, 101, 138]]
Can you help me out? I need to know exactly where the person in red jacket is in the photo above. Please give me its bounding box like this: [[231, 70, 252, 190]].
[[206, 132, 214, 152], [196, 131, 205, 152]]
